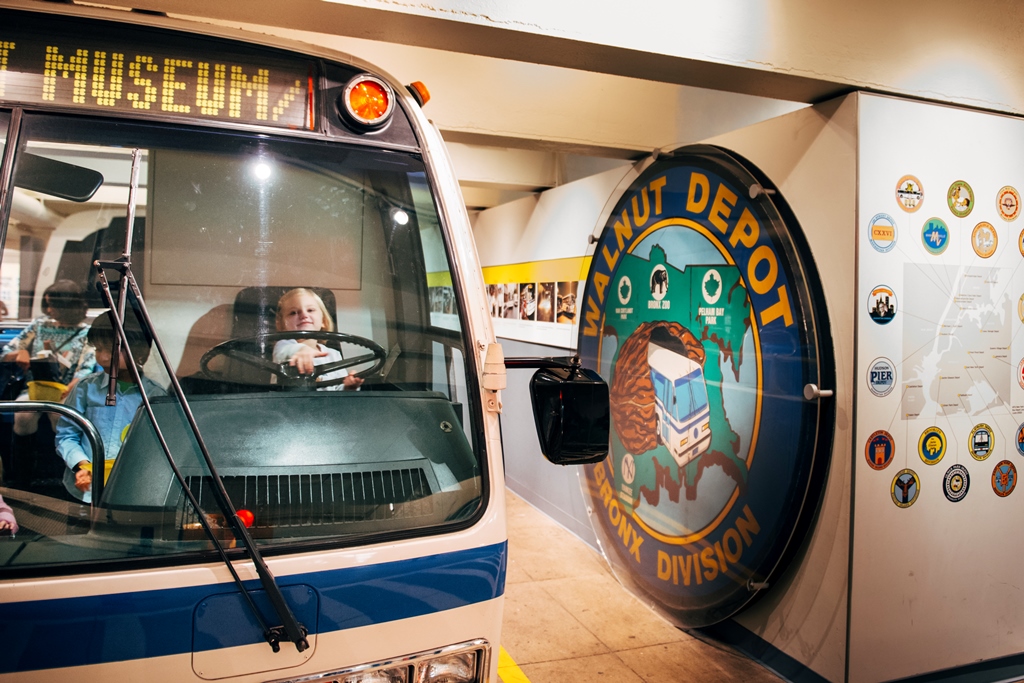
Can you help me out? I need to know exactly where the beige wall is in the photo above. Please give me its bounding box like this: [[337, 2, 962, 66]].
[[92, 0, 1024, 116]]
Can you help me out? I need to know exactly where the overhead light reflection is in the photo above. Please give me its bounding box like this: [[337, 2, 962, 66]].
[[252, 161, 273, 181]]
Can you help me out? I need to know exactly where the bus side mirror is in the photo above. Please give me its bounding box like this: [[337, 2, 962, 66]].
[[529, 364, 609, 465]]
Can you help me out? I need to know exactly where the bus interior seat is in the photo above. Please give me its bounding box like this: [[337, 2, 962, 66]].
[[178, 286, 336, 393], [55, 217, 145, 309]]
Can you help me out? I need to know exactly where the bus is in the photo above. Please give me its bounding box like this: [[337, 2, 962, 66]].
[[647, 335, 712, 467], [0, 3, 606, 681]]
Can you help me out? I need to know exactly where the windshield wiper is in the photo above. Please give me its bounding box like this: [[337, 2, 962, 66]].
[[94, 149, 308, 653]]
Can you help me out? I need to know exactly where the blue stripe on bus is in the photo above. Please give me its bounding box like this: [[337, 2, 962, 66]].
[[0, 541, 507, 673]]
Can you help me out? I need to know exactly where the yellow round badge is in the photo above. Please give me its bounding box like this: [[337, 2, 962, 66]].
[[892, 469, 920, 508], [918, 426, 946, 465], [970, 423, 993, 461], [972, 221, 997, 258]]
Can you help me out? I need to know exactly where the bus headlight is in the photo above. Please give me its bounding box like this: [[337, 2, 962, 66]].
[[417, 651, 477, 682], [340, 669, 407, 683], [269, 642, 486, 683]]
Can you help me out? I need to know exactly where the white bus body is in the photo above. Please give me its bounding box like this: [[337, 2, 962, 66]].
[[648, 341, 712, 467], [0, 3, 594, 681]]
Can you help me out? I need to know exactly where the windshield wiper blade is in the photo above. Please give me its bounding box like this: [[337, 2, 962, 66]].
[[93, 148, 307, 654]]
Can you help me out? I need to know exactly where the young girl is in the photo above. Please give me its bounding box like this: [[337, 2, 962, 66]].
[[272, 288, 363, 391]]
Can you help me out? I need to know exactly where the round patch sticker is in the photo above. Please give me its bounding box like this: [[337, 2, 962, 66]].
[[865, 430, 895, 471], [867, 357, 896, 397], [896, 175, 924, 212], [918, 426, 946, 466], [867, 285, 897, 325], [1016, 422, 1024, 457], [1018, 359, 1024, 391], [972, 221, 997, 258], [944, 464, 970, 503], [970, 423, 993, 461], [1019, 293, 1024, 323], [868, 213, 897, 252], [892, 469, 920, 508], [921, 217, 950, 255], [948, 180, 974, 218], [998, 186, 1021, 221], [993, 460, 1017, 497]]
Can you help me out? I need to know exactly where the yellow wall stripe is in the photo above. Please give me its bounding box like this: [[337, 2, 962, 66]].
[[481, 256, 592, 285], [498, 646, 532, 683]]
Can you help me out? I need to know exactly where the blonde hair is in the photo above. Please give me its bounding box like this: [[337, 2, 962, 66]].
[[275, 288, 335, 332]]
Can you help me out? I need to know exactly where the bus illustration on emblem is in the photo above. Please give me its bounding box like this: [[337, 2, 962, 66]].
[[647, 328, 712, 467]]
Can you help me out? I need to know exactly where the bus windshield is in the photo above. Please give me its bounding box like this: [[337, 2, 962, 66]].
[[0, 113, 482, 570], [673, 369, 709, 421]]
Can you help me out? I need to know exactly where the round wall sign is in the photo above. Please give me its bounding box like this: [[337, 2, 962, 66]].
[[578, 145, 833, 628]]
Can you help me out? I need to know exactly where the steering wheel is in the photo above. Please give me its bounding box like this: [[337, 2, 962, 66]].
[[200, 330, 386, 389]]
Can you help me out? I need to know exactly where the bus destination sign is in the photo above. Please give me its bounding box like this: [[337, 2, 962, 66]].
[[0, 13, 314, 130]]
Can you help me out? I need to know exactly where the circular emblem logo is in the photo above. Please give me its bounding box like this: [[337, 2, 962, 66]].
[[577, 147, 832, 628], [970, 423, 993, 461], [865, 430, 895, 471], [617, 276, 632, 305], [701, 269, 722, 305], [891, 469, 920, 508], [896, 175, 924, 212], [867, 285, 897, 325], [921, 217, 950, 255], [868, 213, 897, 252], [1018, 359, 1024, 391], [992, 460, 1017, 497], [867, 357, 896, 397], [1019, 294, 1024, 323], [1016, 422, 1024, 457], [972, 221, 997, 258], [998, 186, 1021, 221], [948, 180, 974, 218], [943, 464, 970, 503], [918, 426, 946, 465], [650, 264, 668, 301], [621, 452, 636, 485]]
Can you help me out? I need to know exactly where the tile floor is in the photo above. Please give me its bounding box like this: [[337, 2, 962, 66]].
[[500, 489, 782, 683]]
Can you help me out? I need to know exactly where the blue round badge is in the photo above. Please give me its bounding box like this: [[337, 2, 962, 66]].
[[578, 145, 834, 628], [921, 217, 950, 255]]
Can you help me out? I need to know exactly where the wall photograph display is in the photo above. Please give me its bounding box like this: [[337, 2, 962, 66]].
[[487, 279, 579, 325]]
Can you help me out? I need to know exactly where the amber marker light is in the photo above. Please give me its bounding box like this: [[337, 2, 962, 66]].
[[340, 74, 394, 128], [407, 80, 430, 106]]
